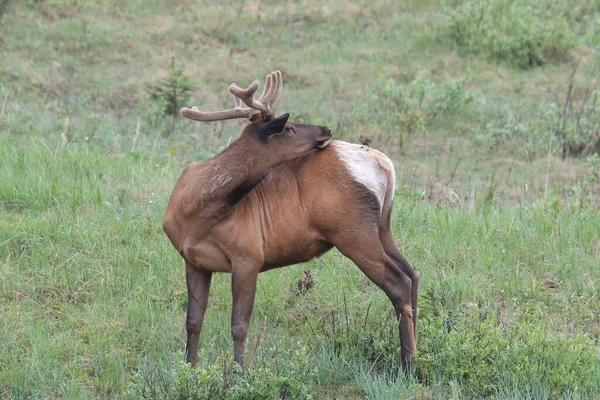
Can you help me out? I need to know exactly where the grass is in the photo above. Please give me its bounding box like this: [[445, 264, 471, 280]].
[[1, 0, 599, 398]]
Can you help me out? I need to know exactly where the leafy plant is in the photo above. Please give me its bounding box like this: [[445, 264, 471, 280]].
[[340, 76, 475, 147], [0, 0, 12, 25], [478, 79, 600, 158], [128, 352, 314, 400], [429, 78, 474, 118], [417, 314, 600, 398], [478, 109, 556, 155], [147, 57, 194, 118], [558, 76, 600, 157], [441, 0, 596, 69]]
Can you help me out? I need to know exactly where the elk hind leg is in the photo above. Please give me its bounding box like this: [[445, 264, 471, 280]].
[[380, 228, 420, 339], [331, 233, 416, 370]]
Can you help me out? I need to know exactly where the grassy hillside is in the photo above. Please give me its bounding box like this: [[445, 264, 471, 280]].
[[1, 1, 599, 399]]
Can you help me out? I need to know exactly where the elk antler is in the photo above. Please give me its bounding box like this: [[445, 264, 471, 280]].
[[229, 70, 282, 116], [180, 70, 283, 122]]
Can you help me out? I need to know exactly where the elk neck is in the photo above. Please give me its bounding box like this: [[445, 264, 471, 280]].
[[208, 130, 283, 206]]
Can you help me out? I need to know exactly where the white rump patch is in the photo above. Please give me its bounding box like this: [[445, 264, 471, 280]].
[[331, 141, 395, 214]]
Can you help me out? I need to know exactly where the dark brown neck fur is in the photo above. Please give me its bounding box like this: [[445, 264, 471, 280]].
[[210, 125, 281, 204]]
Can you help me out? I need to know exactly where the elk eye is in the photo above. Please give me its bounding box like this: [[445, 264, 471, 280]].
[[286, 125, 296, 134]]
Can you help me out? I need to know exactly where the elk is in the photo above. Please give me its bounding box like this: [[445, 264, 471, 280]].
[[163, 70, 420, 372]]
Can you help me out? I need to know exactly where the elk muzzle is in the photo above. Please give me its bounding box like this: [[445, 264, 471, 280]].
[[315, 127, 333, 149]]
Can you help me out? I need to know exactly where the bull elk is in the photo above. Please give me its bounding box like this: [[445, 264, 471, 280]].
[[163, 70, 420, 372]]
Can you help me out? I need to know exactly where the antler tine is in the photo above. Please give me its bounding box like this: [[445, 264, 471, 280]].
[[259, 71, 276, 108], [263, 70, 283, 109], [229, 81, 267, 112], [256, 73, 273, 104], [233, 93, 242, 109], [228, 71, 284, 116], [273, 70, 283, 104], [228, 80, 260, 99]]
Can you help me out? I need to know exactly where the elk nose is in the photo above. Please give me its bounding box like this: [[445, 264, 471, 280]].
[[323, 127, 332, 136]]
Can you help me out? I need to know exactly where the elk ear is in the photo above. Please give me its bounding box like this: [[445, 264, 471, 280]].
[[254, 113, 290, 141]]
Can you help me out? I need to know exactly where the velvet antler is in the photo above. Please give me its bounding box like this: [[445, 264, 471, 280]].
[[229, 70, 282, 116], [180, 70, 283, 122]]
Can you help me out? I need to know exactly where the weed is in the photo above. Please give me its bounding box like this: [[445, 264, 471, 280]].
[[0, 0, 11, 25], [441, 0, 598, 69], [147, 57, 194, 119], [479, 78, 600, 159], [296, 270, 315, 295], [340, 76, 474, 148], [417, 314, 600, 398], [353, 366, 419, 400], [128, 353, 314, 400]]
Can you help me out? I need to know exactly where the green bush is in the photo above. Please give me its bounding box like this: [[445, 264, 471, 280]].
[[338, 76, 474, 145], [311, 299, 599, 398], [478, 108, 556, 155], [147, 57, 194, 118], [559, 87, 600, 156], [128, 352, 314, 400], [478, 83, 600, 158], [368, 76, 474, 124], [441, 0, 598, 69], [417, 314, 600, 398]]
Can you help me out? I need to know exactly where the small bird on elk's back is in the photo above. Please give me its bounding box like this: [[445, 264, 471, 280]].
[[359, 134, 372, 150]]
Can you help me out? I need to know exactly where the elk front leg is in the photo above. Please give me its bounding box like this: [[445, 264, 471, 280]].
[[185, 262, 213, 366], [231, 265, 259, 374]]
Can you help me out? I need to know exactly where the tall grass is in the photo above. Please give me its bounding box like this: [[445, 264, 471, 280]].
[[1, 0, 599, 398], [1, 134, 598, 398]]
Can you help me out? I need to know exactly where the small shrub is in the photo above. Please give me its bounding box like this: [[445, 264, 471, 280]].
[[479, 109, 556, 155], [147, 57, 194, 118], [478, 81, 600, 158], [376, 76, 474, 124], [417, 314, 600, 398], [0, 0, 12, 25], [441, 0, 595, 69], [559, 83, 600, 157], [128, 352, 314, 400], [296, 270, 315, 295], [429, 78, 474, 118], [340, 76, 474, 146]]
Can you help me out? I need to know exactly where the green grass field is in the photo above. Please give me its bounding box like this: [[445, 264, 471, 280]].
[[1, 1, 599, 398]]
